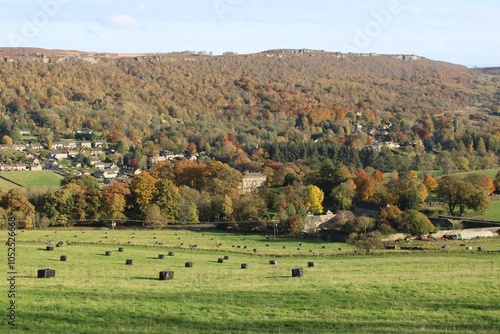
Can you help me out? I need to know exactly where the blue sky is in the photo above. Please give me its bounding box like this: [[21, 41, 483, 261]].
[[1, 0, 499, 67]]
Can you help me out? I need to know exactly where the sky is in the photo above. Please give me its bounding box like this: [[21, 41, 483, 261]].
[[1, 0, 499, 67]]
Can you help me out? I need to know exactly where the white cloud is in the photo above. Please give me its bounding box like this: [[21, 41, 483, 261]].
[[104, 15, 142, 29]]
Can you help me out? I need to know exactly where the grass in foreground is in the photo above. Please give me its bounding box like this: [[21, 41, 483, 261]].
[[3, 229, 500, 334]]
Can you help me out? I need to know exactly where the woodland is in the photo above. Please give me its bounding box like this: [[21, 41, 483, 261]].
[[0, 48, 499, 245]]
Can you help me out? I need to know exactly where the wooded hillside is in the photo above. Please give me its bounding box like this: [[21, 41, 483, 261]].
[[1, 48, 499, 159]]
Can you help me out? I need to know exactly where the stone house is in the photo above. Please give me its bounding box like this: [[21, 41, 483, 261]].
[[240, 172, 267, 194]]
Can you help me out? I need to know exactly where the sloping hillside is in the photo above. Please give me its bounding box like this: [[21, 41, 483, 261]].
[[0, 48, 498, 156]]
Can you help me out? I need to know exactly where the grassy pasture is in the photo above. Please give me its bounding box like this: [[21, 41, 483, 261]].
[[480, 200, 500, 221], [3, 229, 500, 333], [0, 177, 19, 191], [0, 171, 63, 190]]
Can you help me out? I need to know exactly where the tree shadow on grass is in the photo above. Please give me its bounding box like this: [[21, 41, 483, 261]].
[[130, 276, 160, 281], [265, 276, 294, 279]]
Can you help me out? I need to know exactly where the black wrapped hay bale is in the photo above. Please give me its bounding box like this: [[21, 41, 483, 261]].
[[218, 258, 224, 263], [269, 260, 277, 265], [308, 261, 314, 268], [158, 254, 165, 259], [125, 259, 133, 265], [159, 270, 174, 280], [46, 246, 54, 251], [105, 251, 111, 256], [241, 263, 248, 269], [38, 268, 56, 278], [185, 262, 193, 268], [168, 252, 175, 256], [478, 246, 483, 251], [60, 255, 67, 261], [292, 268, 303, 278], [223, 255, 230, 260], [118, 247, 124, 252]]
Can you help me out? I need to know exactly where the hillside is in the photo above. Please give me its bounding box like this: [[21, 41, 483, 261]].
[[0, 47, 499, 162]]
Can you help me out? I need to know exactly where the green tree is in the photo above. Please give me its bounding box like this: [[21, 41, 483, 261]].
[[177, 186, 200, 223], [396, 210, 434, 236], [61, 174, 99, 191], [437, 175, 490, 216], [318, 159, 347, 199], [387, 171, 428, 210], [345, 216, 382, 253], [331, 179, 356, 211]]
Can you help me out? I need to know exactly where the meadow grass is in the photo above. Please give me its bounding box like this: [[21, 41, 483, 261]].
[[0, 171, 63, 189], [476, 200, 500, 221], [0, 177, 19, 191], [2, 229, 500, 333]]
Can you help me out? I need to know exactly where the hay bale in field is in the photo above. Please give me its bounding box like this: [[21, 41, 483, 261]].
[[292, 268, 303, 277], [38, 268, 55, 278], [159, 271, 174, 280]]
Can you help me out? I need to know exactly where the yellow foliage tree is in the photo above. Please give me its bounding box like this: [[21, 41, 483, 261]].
[[305, 185, 324, 214]]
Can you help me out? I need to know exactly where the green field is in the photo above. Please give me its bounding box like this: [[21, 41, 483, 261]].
[[3, 229, 500, 333], [0, 171, 63, 191], [477, 199, 500, 221]]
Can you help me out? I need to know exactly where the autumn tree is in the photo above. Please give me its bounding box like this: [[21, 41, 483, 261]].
[[372, 170, 385, 183], [154, 179, 180, 220], [377, 205, 402, 232], [465, 174, 495, 195], [495, 170, 500, 193], [144, 204, 165, 229], [2, 188, 35, 229], [304, 185, 324, 214], [173, 160, 207, 190], [422, 174, 438, 191], [353, 169, 375, 203], [129, 172, 157, 215], [206, 162, 242, 198], [102, 181, 131, 220], [221, 194, 234, 220], [288, 215, 304, 236], [61, 174, 99, 191]]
